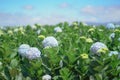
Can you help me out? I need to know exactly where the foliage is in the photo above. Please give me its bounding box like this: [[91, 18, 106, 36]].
[[0, 22, 120, 80]]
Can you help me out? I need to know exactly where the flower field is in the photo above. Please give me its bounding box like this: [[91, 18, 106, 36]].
[[0, 22, 120, 80]]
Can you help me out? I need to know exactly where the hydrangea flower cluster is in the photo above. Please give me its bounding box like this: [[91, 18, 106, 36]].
[[109, 51, 119, 56], [106, 23, 115, 29], [36, 29, 41, 35], [42, 36, 58, 48], [115, 24, 120, 28], [0, 30, 4, 36], [18, 44, 41, 60], [25, 47, 41, 60], [118, 38, 120, 41], [13, 28, 19, 32], [38, 35, 45, 40], [31, 25, 37, 30], [72, 22, 78, 26], [90, 42, 108, 55], [18, 44, 30, 57], [42, 74, 51, 80], [88, 28, 95, 32], [109, 33, 115, 40], [7, 30, 13, 35], [86, 38, 93, 43], [80, 53, 88, 59], [54, 27, 62, 33]]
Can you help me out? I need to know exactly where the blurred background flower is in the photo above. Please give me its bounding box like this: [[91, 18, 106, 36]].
[[90, 42, 108, 55], [42, 36, 58, 48]]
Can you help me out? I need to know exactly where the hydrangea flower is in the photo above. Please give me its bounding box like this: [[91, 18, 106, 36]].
[[42, 36, 58, 48], [114, 29, 120, 33], [14, 28, 19, 32], [42, 74, 51, 80], [59, 60, 63, 68], [0, 30, 4, 36], [88, 28, 95, 32], [0, 61, 2, 66], [92, 25, 96, 28], [97, 48, 109, 54], [80, 36, 86, 40], [109, 33, 115, 40], [31, 25, 37, 30], [54, 27, 62, 33], [118, 38, 120, 42], [38, 35, 45, 40], [18, 44, 30, 57], [86, 38, 93, 43], [72, 22, 78, 26], [106, 23, 115, 29], [115, 24, 120, 28], [90, 42, 108, 55], [109, 51, 119, 56], [74, 26, 79, 30], [19, 27, 24, 32], [80, 53, 88, 59], [7, 30, 13, 35], [25, 47, 41, 60], [36, 29, 41, 35], [98, 29, 103, 32]]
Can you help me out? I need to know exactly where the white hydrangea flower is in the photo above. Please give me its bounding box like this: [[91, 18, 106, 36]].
[[42, 74, 51, 80], [118, 38, 120, 42], [0, 61, 2, 66], [14, 28, 19, 32], [42, 36, 58, 48], [19, 27, 24, 31], [109, 51, 119, 56], [106, 23, 115, 29], [54, 27, 62, 33], [115, 24, 120, 28], [25, 47, 41, 60], [7, 30, 13, 35], [90, 42, 108, 55], [92, 25, 96, 28], [18, 44, 30, 57], [0, 30, 4, 36], [31, 25, 37, 30], [36, 29, 41, 35], [59, 60, 63, 68], [109, 33, 115, 40]]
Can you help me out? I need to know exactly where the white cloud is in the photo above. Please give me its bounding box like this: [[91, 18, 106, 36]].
[[0, 12, 76, 26], [1, 5, 120, 26], [23, 5, 34, 10], [59, 3, 70, 8], [81, 5, 120, 22]]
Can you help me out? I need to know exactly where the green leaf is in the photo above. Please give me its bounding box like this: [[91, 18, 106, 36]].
[[60, 67, 74, 80], [95, 74, 102, 80], [10, 59, 18, 68]]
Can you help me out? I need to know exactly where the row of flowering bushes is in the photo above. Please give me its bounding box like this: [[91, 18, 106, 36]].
[[0, 22, 120, 80]]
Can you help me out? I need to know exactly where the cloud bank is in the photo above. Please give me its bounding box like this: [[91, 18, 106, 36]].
[[81, 5, 120, 22], [0, 12, 75, 26], [0, 4, 120, 26]]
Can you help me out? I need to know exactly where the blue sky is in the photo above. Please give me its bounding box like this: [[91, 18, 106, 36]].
[[0, 0, 120, 26]]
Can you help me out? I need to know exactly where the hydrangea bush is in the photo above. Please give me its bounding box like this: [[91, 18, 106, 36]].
[[106, 23, 115, 29], [0, 22, 120, 80]]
